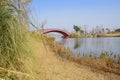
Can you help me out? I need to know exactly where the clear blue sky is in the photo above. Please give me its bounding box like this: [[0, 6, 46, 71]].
[[31, 0, 120, 32]]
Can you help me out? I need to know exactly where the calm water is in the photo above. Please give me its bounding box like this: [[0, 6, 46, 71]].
[[56, 37, 120, 56]]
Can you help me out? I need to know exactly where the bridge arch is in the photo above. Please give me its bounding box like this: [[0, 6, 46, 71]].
[[41, 29, 70, 38]]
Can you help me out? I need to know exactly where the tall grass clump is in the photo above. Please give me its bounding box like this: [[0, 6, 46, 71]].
[[0, 0, 33, 79]]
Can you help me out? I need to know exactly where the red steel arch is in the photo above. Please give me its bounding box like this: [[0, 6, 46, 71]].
[[41, 29, 70, 37]]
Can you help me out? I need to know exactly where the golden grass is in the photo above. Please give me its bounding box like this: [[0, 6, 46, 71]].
[[1, 0, 120, 79], [0, 1, 33, 79], [97, 33, 120, 37], [1, 34, 119, 80], [74, 57, 120, 75]]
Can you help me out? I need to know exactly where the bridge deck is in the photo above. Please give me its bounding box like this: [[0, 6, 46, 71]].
[[41, 29, 70, 37]]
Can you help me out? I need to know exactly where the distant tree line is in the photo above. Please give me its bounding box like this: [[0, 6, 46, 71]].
[[71, 25, 120, 37], [72, 25, 120, 35]]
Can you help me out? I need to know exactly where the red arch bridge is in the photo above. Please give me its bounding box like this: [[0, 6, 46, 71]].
[[41, 29, 70, 38]]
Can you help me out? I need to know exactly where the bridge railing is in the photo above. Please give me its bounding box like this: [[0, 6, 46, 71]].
[[42, 28, 70, 33], [41, 28, 70, 37]]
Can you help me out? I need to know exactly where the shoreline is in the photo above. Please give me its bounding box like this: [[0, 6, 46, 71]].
[[97, 33, 120, 37], [45, 37, 120, 79]]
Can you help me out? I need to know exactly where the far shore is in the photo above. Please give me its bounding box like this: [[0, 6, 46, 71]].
[[97, 33, 120, 37]]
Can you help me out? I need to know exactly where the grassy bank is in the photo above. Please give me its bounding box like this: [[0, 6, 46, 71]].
[[45, 37, 120, 78], [69, 32, 88, 38], [1, 0, 120, 80], [97, 33, 120, 37], [74, 53, 120, 75], [70, 32, 120, 38], [69, 32, 95, 38], [0, 0, 38, 79]]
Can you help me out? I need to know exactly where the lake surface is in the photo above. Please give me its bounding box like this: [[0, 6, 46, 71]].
[[56, 37, 120, 56]]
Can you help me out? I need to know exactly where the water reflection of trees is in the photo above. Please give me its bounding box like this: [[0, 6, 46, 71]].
[[74, 38, 81, 49]]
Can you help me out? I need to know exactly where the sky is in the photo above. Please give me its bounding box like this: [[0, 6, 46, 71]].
[[31, 0, 120, 32]]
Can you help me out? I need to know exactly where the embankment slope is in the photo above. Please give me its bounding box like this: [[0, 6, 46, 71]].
[[31, 39, 120, 80]]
